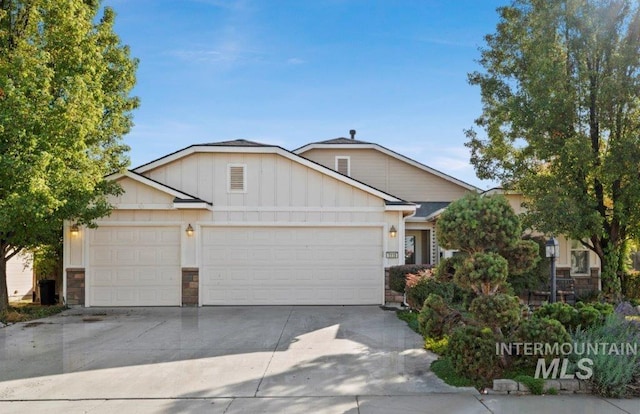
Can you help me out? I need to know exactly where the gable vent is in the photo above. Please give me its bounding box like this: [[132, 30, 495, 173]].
[[335, 156, 350, 176], [228, 164, 246, 192]]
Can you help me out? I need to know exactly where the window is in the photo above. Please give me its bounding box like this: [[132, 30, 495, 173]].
[[227, 164, 246, 193], [405, 236, 416, 265], [335, 156, 350, 176], [570, 240, 589, 275]]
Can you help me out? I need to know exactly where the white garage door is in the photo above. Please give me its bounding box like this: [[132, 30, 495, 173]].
[[201, 226, 383, 305], [87, 226, 181, 306]]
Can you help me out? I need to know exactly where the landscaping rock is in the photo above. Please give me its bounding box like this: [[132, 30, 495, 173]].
[[517, 382, 529, 393], [558, 379, 580, 392], [578, 380, 593, 393], [543, 380, 560, 393], [615, 301, 639, 316], [493, 379, 518, 392]]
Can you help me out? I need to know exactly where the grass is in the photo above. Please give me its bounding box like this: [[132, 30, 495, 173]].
[[396, 309, 420, 333], [430, 358, 478, 388], [1, 302, 67, 324]]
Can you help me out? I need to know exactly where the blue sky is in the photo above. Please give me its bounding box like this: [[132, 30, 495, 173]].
[[104, 0, 508, 189]]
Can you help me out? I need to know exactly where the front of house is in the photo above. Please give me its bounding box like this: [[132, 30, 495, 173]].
[[62, 133, 601, 307]]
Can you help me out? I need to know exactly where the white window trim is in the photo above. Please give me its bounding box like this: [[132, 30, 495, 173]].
[[227, 163, 247, 193], [570, 240, 590, 276], [335, 156, 350, 176]]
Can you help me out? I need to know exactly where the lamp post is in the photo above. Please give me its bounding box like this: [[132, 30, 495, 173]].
[[546, 237, 559, 303]]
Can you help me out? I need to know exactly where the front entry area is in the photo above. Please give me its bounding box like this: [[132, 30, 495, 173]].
[[404, 230, 432, 265]]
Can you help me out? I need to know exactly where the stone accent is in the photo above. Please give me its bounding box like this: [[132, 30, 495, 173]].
[[66, 268, 85, 306], [182, 268, 199, 306], [492, 378, 590, 394], [493, 379, 518, 392], [384, 268, 404, 304], [553, 267, 600, 297]]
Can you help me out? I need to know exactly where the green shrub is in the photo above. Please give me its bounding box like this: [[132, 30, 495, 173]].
[[434, 256, 465, 282], [572, 315, 640, 398], [469, 293, 521, 331], [396, 310, 419, 333], [388, 264, 432, 293], [424, 335, 449, 354], [508, 236, 549, 296], [514, 375, 545, 395], [535, 302, 612, 331], [404, 270, 473, 311], [455, 252, 509, 295], [417, 294, 463, 339], [535, 302, 577, 327], [446, 325, 504, 385], [622, 270, 640, 300], [512, 317, 571, 369]]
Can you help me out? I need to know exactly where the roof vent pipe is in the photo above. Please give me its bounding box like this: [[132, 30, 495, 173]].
[[349, 129, 356, 140]]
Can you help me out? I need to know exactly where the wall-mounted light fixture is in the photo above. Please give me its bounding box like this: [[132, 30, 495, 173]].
[[186, 224, 194, 237], [389, 225, 397, 238], [70, 224, 79, 237]]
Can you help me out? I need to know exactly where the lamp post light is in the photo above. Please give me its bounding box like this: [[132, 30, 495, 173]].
[[545, 237, 559, 303]]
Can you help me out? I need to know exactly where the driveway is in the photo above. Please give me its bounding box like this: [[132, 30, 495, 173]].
[[0, 306, 481, 412]]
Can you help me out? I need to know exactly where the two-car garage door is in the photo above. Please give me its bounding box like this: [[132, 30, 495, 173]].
[[200, 226, 383, 305], [86, 225, 383, 306]]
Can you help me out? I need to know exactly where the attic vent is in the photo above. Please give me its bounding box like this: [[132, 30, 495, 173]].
[[335, 156, 350, 176], [228, 164, 246, 192]]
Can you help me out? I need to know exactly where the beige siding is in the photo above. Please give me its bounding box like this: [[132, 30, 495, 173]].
[[300, 148, 470, 202], [110, 177, 176, 207], [142, 152, 385, 212]]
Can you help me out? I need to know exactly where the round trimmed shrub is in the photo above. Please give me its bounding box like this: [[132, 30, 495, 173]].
[[417, 294, 463, 339], [455, 252, 508, 295], [512, 317, 571, 369], [469, 294, 521, 330], [446, 325, 504, 383]]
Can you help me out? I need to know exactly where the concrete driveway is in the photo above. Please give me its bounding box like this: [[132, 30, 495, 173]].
[[0, 306, 483, 412]]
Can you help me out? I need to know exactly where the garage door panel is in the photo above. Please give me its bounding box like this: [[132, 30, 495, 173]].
[[88, 226, 181, 306], [201, 226, 383, 305]]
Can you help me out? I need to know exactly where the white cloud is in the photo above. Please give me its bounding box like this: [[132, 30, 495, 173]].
[[286, 57, 305, 65]]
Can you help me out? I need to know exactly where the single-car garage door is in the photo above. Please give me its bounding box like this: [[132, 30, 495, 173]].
[[201, 226, 383, 305], [87, 226, 181, 306]]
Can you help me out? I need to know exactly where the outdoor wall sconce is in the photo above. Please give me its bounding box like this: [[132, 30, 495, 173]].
[[186, 224, 194, 237], [389, 225, 397, 238], [70, 224, 79, 237]]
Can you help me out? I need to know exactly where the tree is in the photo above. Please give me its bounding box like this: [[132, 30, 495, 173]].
[[465, 0, 640, 297], [0, 0, 138, 312]]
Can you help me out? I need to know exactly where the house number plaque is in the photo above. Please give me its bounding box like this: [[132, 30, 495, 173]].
[[385, 251, 399, 259]]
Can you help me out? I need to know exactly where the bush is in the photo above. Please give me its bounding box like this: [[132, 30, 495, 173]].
[[622, 270, 640, 300], [424, 335, 449, 354], [534, 302, 613, 332], [417, 294, 463, 339], [455, 252, 509, 295], [469, 294, 521, 332], [508, 236, 550, 296], [405, 270, 463, 310], [433, 255, 465, 282], [446, 325, 504, 384], [572, 315, 640, 398], [388, 264, 432, 293], [512, 317, 571, 369]]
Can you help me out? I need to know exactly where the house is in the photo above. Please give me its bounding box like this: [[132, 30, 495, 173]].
[[63, 139, 416, 307], [7, 253, 34, 302], [62, 133, 601, 307], [482, 188, 601, 295], [294, 133, 478, 266]]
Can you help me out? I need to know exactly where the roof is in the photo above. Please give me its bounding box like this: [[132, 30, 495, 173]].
[[197, 139, 272, 147], [294, 139, 480, 192], [129, 139, 416, 214], [414, 201, 450, 218], [308, 137, 373, 145]]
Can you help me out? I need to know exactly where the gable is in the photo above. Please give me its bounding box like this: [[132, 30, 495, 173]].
[[138, 150, 407, 210], [109, 176, 178, 208], [298, 147, 474, 202]]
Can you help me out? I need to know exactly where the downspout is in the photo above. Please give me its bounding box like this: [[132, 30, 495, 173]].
[[401, 206, 418, 308]]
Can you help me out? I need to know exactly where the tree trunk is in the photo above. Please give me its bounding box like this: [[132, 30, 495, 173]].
[[0, 255, 8, 313]]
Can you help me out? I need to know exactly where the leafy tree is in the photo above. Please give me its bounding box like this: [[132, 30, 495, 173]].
[[0, 0, 138, 312], [465, 0, 640, 297]]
